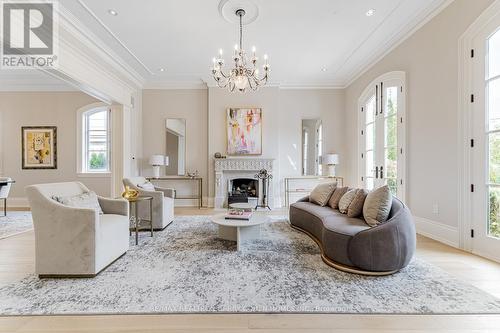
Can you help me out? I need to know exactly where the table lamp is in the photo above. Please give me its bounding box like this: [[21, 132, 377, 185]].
[[323, 154, 339, 177], [149, 155, 165, 179]]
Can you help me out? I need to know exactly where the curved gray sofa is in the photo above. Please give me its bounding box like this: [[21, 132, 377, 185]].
[[289, 196, 416, 275]]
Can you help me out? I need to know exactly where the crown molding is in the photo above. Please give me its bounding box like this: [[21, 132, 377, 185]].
[[76, 0, 154, 76], [58, 3, 146, 89], [143, 82, 208, 90], [0, 82, 77, 91], [344, 0, 454, 88], [278, 84, 344, 90]]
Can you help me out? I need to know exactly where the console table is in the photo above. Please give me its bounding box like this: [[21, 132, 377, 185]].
[[0, 179, 15, 217], [284, 176, 344, 207], [148, 176, 203, 208]]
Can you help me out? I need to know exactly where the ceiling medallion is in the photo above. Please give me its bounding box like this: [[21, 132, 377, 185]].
[[211, 9, 270, 93]]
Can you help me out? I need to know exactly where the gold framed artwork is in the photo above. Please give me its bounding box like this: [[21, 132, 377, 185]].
[[226, 108, 262, 155], [21, 126, 57, 169]]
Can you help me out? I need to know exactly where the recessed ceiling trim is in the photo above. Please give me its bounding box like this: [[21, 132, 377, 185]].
[[331, 0, 404, 78], [344, 0, 454, 88], [76, 0, 154, 76]]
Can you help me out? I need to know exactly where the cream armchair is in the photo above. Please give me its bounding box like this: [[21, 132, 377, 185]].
[[25, 182, 129, 277], [123, 177, 174, 230]]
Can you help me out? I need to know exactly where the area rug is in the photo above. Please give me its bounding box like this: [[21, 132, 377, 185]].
[[1, 215, 500, 315], [0, 212, 33, 240]]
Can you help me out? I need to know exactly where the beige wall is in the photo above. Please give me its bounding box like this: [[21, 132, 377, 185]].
[[208, 87, 346, 207], [344, 0, 495, 227], [0, 91, 111, 201], [142, 87, 345, 207], [142, 89, 209, 204]]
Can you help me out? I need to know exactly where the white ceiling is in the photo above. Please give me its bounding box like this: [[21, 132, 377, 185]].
[[0, 0, 451, 90]]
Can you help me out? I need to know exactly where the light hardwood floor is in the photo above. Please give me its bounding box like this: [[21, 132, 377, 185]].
[[1, 207, 500, 332]]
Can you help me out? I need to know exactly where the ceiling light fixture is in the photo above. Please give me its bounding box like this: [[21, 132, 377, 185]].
[[211, 9, 270, 93], [159, 68, 165, 72], [322, 68, 328, 72], [108, 9, 118, 16], [366, 9, 375, 17]]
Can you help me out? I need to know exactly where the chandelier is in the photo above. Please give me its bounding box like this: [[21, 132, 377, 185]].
[[211, 9, 270, 92]]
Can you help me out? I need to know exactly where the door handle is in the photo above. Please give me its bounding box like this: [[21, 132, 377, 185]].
[[380, 166, 384, 179], [375, 166, 379, 179]]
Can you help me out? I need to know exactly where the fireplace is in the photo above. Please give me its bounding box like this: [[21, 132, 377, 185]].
[[214, 158, 274, 209], [228, 178, 259, 205]]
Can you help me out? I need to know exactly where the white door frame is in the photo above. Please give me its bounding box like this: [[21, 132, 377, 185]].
[[357, 71, 407, 202], [459, 0, 500, 261]]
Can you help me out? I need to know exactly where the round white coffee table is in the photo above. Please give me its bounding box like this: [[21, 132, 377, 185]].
[[211, 213, 269, 251], [229, 202, 255, 210]]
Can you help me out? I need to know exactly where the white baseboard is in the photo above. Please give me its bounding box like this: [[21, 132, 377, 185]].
[[414, 216, 459, 248], [6, 197, 29, 208]]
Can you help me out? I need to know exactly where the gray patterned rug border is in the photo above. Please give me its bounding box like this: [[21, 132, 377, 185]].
[[1, 215, 499, 315], [0, 212, 33, 240]]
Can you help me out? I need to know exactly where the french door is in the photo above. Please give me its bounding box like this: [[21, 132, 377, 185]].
[[359, 73, 406, 200], [471, 18, 500, 260]]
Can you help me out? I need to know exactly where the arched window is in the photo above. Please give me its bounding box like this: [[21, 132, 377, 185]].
[[77, 104, 111, 174]]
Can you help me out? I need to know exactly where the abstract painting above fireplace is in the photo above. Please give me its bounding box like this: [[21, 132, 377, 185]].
[[227, 108, 262, 156]]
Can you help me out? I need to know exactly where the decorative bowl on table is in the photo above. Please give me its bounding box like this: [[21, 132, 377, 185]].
[[121, 186, 139, 199]]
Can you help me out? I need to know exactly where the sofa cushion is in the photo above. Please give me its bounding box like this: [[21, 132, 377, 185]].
[[53, 191, 103, 215], [348, 189, 368, 218], [309, 182, 337, 207], [328, 186, 349, 209], [363, 185, 392, 227], [338, 189, 357, 214], [291, 201, 340, 220]]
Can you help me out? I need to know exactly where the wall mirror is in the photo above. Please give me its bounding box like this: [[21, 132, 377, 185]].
[[166, 118, 186, 176], [301, 119, 322, 176]]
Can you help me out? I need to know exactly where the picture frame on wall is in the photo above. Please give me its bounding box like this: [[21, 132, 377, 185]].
[[226, 108, 262, 155], [21, 126, 57, 169]]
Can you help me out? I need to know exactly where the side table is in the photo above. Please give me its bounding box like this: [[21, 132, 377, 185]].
[[126, 196, 153, 245]]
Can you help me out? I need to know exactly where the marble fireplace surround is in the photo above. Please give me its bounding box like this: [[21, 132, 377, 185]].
[[214, 158, 274, 209]]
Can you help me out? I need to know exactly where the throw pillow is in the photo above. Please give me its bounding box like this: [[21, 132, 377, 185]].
[[338, 189, 358, 214], [347, 188, 368, 218], [53, 191, 104, 215], [138, 181, 155, 191], [328, 186, 349, 210], [363, 185, 393, 227], [309, 182, 337, 207]]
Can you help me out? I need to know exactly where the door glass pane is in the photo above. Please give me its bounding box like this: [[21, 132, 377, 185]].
[[366, 150, 374, 178], [488, 187, 500, 238], [385, 87, 398, 116], [366, 123, 374, 151], [385, 115, 397, 147], [387, 178, 398, 196], [488, 29, 500, 79], [366, 177, 374, 191], [489, 132, 500, 184], [489, 78, 500, 131], [366, 95, 376, 124], [385, 148, 397, 178]]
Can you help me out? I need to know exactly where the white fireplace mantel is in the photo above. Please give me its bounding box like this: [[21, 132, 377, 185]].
[[214, 158, 274, 172], [214, 158, 274, 208]]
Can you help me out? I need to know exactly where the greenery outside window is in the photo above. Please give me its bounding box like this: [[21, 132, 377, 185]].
[[82, 108, 110, 173]]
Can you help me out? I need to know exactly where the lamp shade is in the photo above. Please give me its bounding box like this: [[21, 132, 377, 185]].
[[323, 154, 339, 165], [149, 155, 165, 166]]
